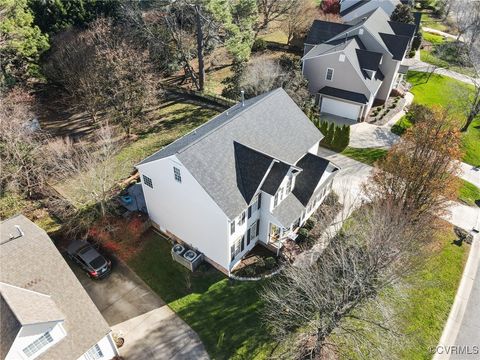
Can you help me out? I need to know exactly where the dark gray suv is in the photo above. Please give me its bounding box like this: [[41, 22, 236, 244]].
[[67, 240, 112, 279]]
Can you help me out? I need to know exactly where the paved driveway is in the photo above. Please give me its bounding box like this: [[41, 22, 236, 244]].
[[66, 256, 209, 359]]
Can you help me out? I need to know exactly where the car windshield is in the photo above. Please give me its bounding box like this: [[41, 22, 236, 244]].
[[90, 256, 106, 269]]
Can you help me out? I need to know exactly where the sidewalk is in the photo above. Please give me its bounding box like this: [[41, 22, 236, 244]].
[[434, 234, 480, 360], [422, 26, 463, 42]]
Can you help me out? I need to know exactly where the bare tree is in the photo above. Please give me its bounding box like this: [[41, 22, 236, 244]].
[[44, 18, 158, 135], [256, 0, 300, 31], [239, 57, 286, 96], [285, 0, 320, 46], [0, 87, 50, 197], [262, 199, 426, 359], [48, 125, 123, 218], [451, 0, 480, 43]]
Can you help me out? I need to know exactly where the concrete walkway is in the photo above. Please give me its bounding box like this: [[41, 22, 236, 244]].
[[112, 306, 209, 360], [402, 57, 479, 85], [434, 235, 480, 360], [459, 162, 480, 188], [422, 26, 463, 42]]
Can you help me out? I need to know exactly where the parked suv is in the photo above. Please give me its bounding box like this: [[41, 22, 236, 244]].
[[67, 240, 112, 279]]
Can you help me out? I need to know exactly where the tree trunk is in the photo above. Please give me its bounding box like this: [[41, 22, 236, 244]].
[[195, 5, 205, 91], [461, 88, 480, 132]]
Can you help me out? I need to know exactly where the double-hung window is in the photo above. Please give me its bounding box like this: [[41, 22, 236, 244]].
[[230, 221, 235, 235], [326, 68, 334, 81], [173, 166, 182, 183], [274, 192, 279, 208], [231, 236, 243, 260], [286, 175, 292, 193], [86, 344, 104, 360], [23, 332, 54, 358], [238, 211, 246, 226]]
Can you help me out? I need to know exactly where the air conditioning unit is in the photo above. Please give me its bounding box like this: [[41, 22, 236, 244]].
[[171, 244, 203, 271]]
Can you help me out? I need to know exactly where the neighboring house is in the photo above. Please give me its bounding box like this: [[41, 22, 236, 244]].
[[339, 0, 401, 22], [0, 215, 118, 360], [302, 8, 415, 122], [136, 89, 339, 275]]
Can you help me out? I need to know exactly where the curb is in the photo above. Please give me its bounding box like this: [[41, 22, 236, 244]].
[[433, 234, 480, 360]]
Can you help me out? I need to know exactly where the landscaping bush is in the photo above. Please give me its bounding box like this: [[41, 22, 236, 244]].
[[321, 0, 340, 14], [252, 38, 267, 52], [264, 257, 276, 270], [318, 120, 350, 152], [411, 32, 422, 52], [298, 227, 309, 238], [304, 219, 315, 231]]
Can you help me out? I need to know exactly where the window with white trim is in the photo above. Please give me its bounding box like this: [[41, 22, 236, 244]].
[[273, 192, 279, 208], [231, 236, 242, 260], [143, 175, 153, 189], [230, 221, 235, 235], [173, 166, 182, 183], [86, 344, 104, 360], [326, 68, 334, 81], [249, 222, 257, 241], [238, 211, 246, 226], [23, 332, 53, 358]]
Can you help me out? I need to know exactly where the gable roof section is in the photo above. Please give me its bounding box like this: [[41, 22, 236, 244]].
[[0, 283, 64, 325], [138, 89, 323, 219], [319, 86, 369, 103], [356, 48, 383, 71], [306, 20, 351, 45], [234, 142, 275, 203], [261, 161, 292, 195], [388, 20, 416, 37], [340, 0, 370, 16], [379, 32, 411, 60], [0, 295, 20, 360], [0, 215, 112, 360], [292, 153, 331, 206]]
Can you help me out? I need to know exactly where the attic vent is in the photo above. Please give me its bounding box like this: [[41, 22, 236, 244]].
[[359, 29, 364, 35], [339, 54, 346, 62]]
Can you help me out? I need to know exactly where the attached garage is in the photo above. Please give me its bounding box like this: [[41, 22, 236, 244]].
[[320, 97, 362, 120]]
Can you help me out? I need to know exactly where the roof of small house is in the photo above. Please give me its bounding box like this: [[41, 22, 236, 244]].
[[137, 89, 330, 220], [0, 215, 112, 360]]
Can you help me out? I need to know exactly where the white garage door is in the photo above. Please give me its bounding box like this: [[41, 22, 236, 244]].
[[320, 97, 361, 120]]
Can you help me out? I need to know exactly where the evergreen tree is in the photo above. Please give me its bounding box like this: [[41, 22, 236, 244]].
[[0, 0, 49, 87], [390, 4, 415, 24]]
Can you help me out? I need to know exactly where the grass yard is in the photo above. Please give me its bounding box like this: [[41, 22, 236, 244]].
[[339, 225, 469, 359], [423, 32, 447, 45], [341, 147, 388, 165], [128, 230, 274, 360], [398, 226, 469, 359], [421, 13, 456, 34], [458, 179, 480, 206], [406, 71, 480, 166], [391, 114, 413, 136], [54, 101, 219, 205]]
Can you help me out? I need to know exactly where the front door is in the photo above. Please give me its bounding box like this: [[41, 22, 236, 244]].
[[269, 223, 280, 243]]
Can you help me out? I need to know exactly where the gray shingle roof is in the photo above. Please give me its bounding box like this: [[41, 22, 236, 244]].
[[340, 0, 370, 16], [0, 215, 112, 360], [138, 89, 323, 220], [272, 192, 305, 226], [0, 283, 64, 325], [0, 295, 20, 359], [292, 153, 331, 206]]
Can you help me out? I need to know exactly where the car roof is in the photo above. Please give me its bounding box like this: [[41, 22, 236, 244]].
[[67, 240, 90, 255], [78, 246, 101, 263]]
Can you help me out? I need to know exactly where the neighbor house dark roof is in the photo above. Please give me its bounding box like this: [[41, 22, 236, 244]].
[[319, 86, 369, 103], [0, 215, 112, 360], [340, 0, 370, 17], [306, 20, 352, 45], [137, 89, 324, 220], [388, 21, 416, 37]]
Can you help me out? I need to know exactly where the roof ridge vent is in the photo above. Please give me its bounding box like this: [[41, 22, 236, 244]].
[[1, 225, 25, 245]]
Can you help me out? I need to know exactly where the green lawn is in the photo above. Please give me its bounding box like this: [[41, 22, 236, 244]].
[[128, 230, 274, 359], [458, 179, 480, 206], [339, 226, 469, 359], [419, 49, 476, 77], [421, 13, 456, 34], [398, 227, 468, 359], [423, 32, 447, 45], [391, 114, 413, 136], [406, 71, 480, 166], [341, 147, 388, 165]]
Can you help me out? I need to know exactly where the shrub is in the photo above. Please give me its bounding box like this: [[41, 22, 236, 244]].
[[298, 227, 309, 238], [321, 0, 340, 14], [304, 219, 316, 231], [265, 257, 276, 270], [252, 38, 267, 52], [411, 33, 422, 52]]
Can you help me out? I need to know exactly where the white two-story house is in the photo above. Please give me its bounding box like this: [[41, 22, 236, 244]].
[[137, 89, 339, 275], [0, 215, 118, 360]]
